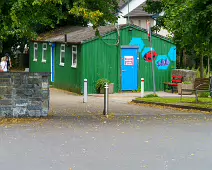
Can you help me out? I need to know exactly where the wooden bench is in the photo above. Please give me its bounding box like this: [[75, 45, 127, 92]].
[[180, 78, 211, 102], [164, 75, 183, 93]]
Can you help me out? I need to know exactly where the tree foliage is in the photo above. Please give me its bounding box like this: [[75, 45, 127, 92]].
[[0, 0, 121, 55], [144, 0, 212, 77], [0, 0, 120, 41]]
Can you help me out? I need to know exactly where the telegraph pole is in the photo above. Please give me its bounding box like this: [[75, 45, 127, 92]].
[[147, 20, 156, 95], [127, 0, 130, 24]]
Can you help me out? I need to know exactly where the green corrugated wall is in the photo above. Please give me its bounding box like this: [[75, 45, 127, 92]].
[[29, 42, 51, 72], [53, 43, 83, 93], [29, 25, 176, 94], [82, 26, 175, 93], [30, 42, 83, 93], [119, 26, 175, 91], [82, 32, 120, 94]]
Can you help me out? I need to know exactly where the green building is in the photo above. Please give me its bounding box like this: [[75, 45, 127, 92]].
[[29, 24, 176, 94]]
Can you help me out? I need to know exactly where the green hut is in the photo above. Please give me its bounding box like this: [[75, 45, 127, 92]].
[[29, 24, 176, 94]]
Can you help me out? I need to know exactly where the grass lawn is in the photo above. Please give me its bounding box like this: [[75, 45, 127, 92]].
[[135, 97, 212, 109]]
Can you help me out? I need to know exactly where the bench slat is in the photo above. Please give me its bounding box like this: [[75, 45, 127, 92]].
[[172, 80, 182, 83]]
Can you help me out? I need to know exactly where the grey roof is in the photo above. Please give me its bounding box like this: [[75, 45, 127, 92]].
[[118, 0, 132, 9], [36, 25, 119, 44], [35, 24, 172, 44], [124, 2, 153, 17]]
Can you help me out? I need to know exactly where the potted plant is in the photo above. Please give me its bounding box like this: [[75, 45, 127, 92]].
[[96, 78, 114, 94], [178, 81, 193, 95]]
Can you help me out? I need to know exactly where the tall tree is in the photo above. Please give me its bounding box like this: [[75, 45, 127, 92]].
[[144, 0, 212, 77], [0, 0, 121, 55]]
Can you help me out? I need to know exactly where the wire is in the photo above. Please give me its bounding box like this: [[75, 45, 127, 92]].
[[100, 25, 120, 46]]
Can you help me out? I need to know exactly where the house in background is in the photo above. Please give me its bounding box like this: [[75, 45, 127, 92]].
[[118, 0, 169, 37], [29, 24, 176, 94]]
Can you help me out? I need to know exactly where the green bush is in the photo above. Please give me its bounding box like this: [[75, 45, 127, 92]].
[[196, 67, 210, 78], [143, 93, 159, 98], [96, 78, 110, 92], [198, 92, 210, 98]]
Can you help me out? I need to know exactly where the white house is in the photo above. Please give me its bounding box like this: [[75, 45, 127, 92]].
[[118, 0, 146, 25], [118, 0, 169, 37]]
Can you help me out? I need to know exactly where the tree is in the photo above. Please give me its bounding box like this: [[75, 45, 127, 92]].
[[0, 0, 121, 57], [0, 0, 120, 40], [144, 0, 212, 78]]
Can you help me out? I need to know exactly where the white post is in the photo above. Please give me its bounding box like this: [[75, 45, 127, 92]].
[[141, 78, 144, 97], [103, 83, 109, 116], [83, 79, 88, 103]]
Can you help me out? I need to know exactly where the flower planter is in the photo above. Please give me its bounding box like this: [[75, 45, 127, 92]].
[[178, 83, 193, 95]]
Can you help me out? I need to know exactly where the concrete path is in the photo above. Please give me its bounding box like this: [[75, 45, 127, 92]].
[[90, 91, 195, 98], [50, 88, 201, 117]]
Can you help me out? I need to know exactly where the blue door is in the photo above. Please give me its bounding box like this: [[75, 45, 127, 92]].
[[51, 43, 55, 82], [121, 47, 139, 91]]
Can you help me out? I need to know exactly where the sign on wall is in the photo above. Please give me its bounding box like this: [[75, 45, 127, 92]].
[[124, 56, 134, 66], [156, 55, 170, 70]]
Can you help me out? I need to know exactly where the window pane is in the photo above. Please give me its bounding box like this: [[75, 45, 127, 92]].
[[61, 52, 65, 63], [43, 50, 47, 61], [43, 44, 47, 49], [35, 49, 38, 59], [73, 53, 77, 64], [61, 45, 65, 51], [72, 46, 77, 52], [34, 43, 38, 48]]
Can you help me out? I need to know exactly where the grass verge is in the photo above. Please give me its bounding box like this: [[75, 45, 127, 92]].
[[135, 97, 212, 109]]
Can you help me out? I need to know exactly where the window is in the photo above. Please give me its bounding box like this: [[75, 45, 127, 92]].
[[34, 43, 38, 61], [42, 43, 47, 63], [72, 45, 77, 68], [138, 20, 141, 27], [60, 44, 65, 66]]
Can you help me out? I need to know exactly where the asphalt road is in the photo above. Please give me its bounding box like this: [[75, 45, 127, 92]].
[[1, 115, 212, 170], [1, 89, 212, 170]]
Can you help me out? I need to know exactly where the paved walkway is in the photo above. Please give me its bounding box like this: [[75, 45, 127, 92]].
[[50, 88, 200, 117], [90, 91, 195, 98]]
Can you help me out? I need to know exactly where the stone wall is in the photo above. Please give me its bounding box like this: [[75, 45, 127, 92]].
[[172, 69, 197, 83], [0, 72, 50, 117]]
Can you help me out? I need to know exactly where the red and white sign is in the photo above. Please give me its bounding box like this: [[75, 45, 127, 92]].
[[124, 56, 134, 66]]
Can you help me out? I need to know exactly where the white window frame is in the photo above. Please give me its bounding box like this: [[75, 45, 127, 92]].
[[33, 42, 38, 62], [71, 45, 77, 68], [60, 44, 65, 66], [42, 43, 47, 63]]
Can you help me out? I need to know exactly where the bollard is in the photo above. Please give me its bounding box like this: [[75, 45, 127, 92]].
[[141, 78, 144, 97], [103, 83, 109, 116], [83, 79, 88, 103]]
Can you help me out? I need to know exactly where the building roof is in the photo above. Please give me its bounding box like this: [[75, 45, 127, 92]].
[[118, 0, 132, 9], [36, 25, 119, 44], [35, 24, 172, 44], [124, 2, 153, 17]]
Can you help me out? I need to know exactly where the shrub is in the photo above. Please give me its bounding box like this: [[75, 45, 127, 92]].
[[196, 67, 210, 78], [96, 78, 110, 92], [198, 92, 210, 98]]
